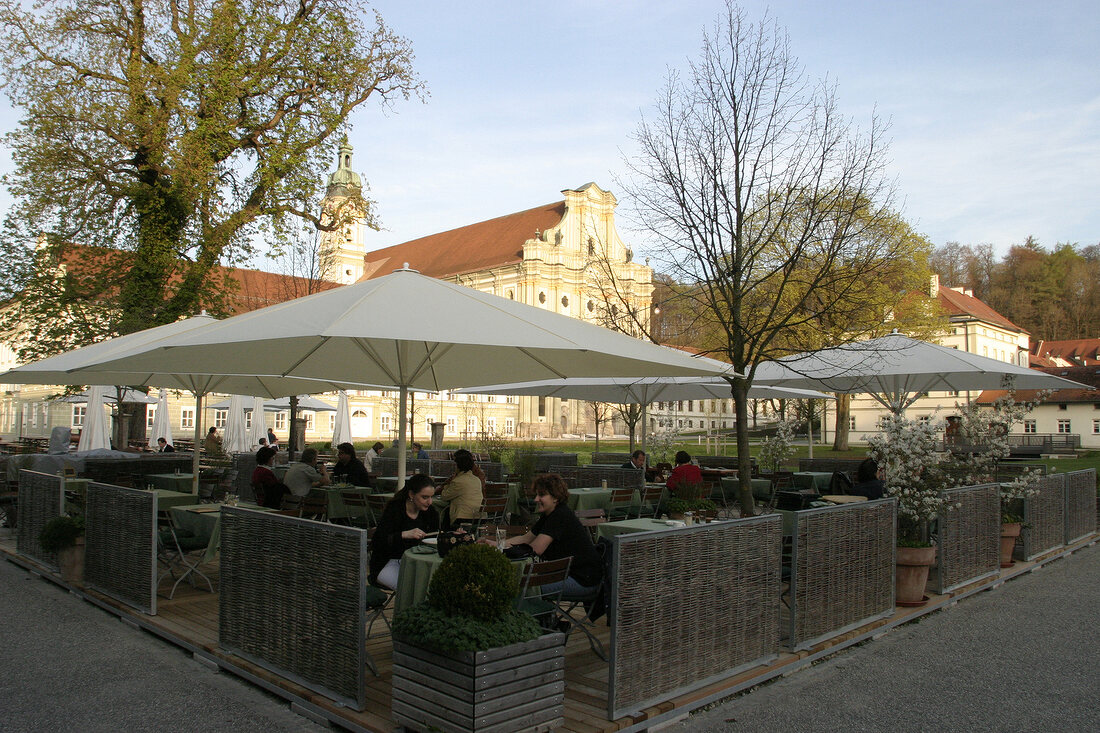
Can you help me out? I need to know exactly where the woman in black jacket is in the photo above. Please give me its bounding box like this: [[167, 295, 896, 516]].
[[369, 473, 439, 588]]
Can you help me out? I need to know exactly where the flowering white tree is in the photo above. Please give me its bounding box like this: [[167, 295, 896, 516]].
[[758, 420, 797, 474]]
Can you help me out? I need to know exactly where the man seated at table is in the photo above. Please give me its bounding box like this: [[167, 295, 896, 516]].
[[156, 437, 175, 453], [364, 441, 384, 473], [850, 457, 885, 500], [621, 449, 646, 470], [412, 441, 430, 460], [284, 447, 331, 497], [332, 442, 371, 486]]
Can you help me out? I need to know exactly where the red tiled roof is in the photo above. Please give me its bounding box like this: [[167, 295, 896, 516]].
[[937, 287, 1024, 333], [359, 202, 566, 280], [975, 366, 1100, 404], [1029, 338, 1100, 367]]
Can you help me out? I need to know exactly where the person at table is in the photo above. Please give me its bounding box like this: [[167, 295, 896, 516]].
[[380, 439, 400, 458], [666, 450, 702, 494], [252, 446, 288, 508], [369, 473, 440, 589], [412, 441, 430, 460], [850, 457, 886, 500], [440, 448, 485, 527], [621, 449, 646, 470], [156, 437, 175, 453], [332, 442, 371, 486], [364, 441, 384, 473], [267, 429, 279, 449], [203, 426, 224, 457], [284, 447, 331, 497], [495, 473, 602, 595]]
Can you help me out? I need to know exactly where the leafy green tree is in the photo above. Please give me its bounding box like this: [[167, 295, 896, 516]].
[[0, 0, 422, 356]]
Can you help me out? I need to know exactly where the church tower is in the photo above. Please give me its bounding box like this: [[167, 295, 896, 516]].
[[319, 142, 369, 284]]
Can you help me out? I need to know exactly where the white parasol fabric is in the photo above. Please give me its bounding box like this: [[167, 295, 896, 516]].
[[332, 390, 353, 447], [247, 396, 267, 449], [76, 386, 112, 452], [223, 395, 250, 453], [149, 388, 172, 447], [58, 388, 157, 405], [752, 332, 1090, 412]]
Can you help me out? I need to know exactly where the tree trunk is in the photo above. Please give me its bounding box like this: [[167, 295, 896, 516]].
[[732, 380, 755, 517], [832, 393, 850, 451]]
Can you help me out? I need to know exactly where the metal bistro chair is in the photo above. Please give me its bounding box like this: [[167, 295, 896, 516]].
[[366, 494, 390, 527], [156, 509, 214, 600], [606, 487, 636, 521], [516, 557, 572, 629], [556, 575, 607, 661], [635, 485, 665, 519]]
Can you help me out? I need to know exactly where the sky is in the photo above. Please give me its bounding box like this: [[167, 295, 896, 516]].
[[1, 0, 1097, 265]]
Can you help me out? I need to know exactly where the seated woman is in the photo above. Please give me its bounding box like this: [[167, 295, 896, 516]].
[[251, 446, 287, 509], [369, 474, 440, 590], [666, 450, 703, 494], [850, 457, 886, 500], [440, 448, 485, 527], [498, 473, 602, 595]]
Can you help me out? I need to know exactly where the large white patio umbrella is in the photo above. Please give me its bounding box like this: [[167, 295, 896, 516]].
[[58, 387, 158, 405], [79, 268, 729, 485], [76, 386, 112, 452], [332, 390, 353, 447], [149, 388, 173, 447], [752, 332, 1089, 413], [223, 395, 250, 453], [247, 396, 267, 450]]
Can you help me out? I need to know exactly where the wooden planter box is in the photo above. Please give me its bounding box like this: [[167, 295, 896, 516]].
[[392, 632, 566, 733]]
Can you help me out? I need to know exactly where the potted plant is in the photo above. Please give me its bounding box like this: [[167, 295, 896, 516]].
[[391, 543, 565, 733], [665, 481, 717, 519], [39, 514, 86, 583], [998, 477, 1039, 568]]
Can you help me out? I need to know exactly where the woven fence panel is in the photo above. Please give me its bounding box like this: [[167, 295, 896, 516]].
[[219, 508, 367, 709], [1022, 473, 1066, 561], [230, 453, 258, 503], [565, 466, 645, 490], [1064, 469, 1097, 544], [609, 516, 780, 719], [789, 500, 896, 650], [17, 470, 63, 568], [695, 455, 740, 469], [84, 483, 157, 614], [934, 484, 1000, 594], [592, 452, 632, 465], [373, 457, 431, 477], [532, 453, 577, 471], [130, 455, 193, 484], [798, 458, 865, 476]]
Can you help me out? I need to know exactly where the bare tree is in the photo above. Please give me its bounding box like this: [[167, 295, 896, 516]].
[[620, 4, 911, 513], [585, 401, 612, 454]]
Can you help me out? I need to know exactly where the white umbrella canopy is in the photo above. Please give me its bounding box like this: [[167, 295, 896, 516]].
[[247, 396, 267, 449], [752, 332, 1090, 412], [58, 388, 157, 405], [332, 390, 353, 447], [206, 395, 341, 412], [223, 395, 250, 453], [82, 268, 729, 484], [76, 386, 112, 452], [149, 388, 172, 447]]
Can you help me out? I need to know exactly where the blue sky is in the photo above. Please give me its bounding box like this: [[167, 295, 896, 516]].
[[2, 1, 1097, 264]]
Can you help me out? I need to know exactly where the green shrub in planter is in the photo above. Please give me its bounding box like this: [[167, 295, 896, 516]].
[[39, 515, 84, 552], [665, 497, 718, 515]]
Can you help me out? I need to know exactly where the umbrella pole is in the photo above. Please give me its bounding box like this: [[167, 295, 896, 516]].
[[397, 386, 408, 491], [640, 401, 648, 451], [192, 392, 203, 494], [806, 406, 813, 459]]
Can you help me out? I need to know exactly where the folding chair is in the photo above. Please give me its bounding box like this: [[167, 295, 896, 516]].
[[339, 490, 372, 527], [480, 495, 508, 525], [556, 579, 607, 661], [606, 487, 636, 521], [575, 508, 606, 541], [300, 495, 328, 522], [156, 509, 214, 600], [362, 528, 392, 676], [635, 486, 665, 519], [366, 494, 390, 527], [516, 557, 572, 628], [279, 494, 303, 514]]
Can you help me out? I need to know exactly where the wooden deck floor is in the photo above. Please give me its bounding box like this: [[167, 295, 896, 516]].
[[2, 531, 1096, 732]]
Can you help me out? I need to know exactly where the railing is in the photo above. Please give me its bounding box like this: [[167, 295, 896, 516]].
[[16, 470, 64, 569], [932, 484, 1000, 594], [218, 507, 369, 710], [84, 483, 158, 614], [1063, 469, 1097, 545], [785, 499, 896, 650], [1021, 473, 1066, 561], [608, 516, 781, 719], [1007, 433, 1081, 450]]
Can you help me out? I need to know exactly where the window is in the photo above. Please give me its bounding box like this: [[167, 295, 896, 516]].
[[487, 395, 496, 403], [380, 415, 392, 434], [538, 396, 546, 418], [304, 412, 315, 431], [147, 406, 156, 429], [1058, 403, 1068, 411], [677, 419, 683, 428], [425, 416, 435, 433], [214, 409, 227, 428], [465, 394, 477, 401], [1057, 419, 1071, 434], [918, 415, 931, 425], [245, 411, 252, 430], [274, 411, 287, 431], [1023, 419, 1036, 434], [180, 407, 195, 429], [72, 405, 86, 427], [505, 418, 514, 436], [1093, 419, 1099, 435], [486, 417, 497, 433], [505, 395, 516, 404], [328, 413, 336, 431], [30, 404, 37, 428], [849, 416, 856, 430], [467, 417, 477, 435], [446, 417, 456, 435]]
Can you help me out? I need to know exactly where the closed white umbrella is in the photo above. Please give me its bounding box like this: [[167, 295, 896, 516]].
[[223, 395, 250, 453], [332, 390, 353, 447], [149, 388, 172, 447], [77, 386, 112, 452], [247, 396, 267, 449]]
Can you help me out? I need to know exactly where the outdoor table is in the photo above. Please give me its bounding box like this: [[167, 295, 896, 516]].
[[170, 503, 270, 563], [309, 484, 372, 522], [393, 545, 531, 612], [821, 494, 868, 504], [374, 476, 399, 492], [596, 517, 675, 540], [150, 489, 199, 511], [146, 472, 195, 492], [791, 472, 833, 492], [567, 487, 614, 512]]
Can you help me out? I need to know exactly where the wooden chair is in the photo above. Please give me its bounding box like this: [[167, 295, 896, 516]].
[[480, 495, 508, 525], [635, 486, 665, 519], [516, 557, 572, 627], [366, 494, 390, 526], [300, 495, 328, 522], [607, 487, 636, 521], [279, 494, 303, 514], [339, 490, 372, 527], [575, 508, 606, 541]]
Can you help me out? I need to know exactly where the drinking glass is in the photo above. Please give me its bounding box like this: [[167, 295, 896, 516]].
[[496, 528, 507, 551]]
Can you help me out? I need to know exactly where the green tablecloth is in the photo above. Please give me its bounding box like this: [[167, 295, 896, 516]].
[[723, 476, 775, 501], [309, 484, 372, 521], [567, 487, 613, 512], [152, 489, 199, 510], [169, 503, 270, 563], [596, 517, 675, 540], [146, 473, 195, 492], [792, 472, 833, 492], [393, 546, 529, 612]]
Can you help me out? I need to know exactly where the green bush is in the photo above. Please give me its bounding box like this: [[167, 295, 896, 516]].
[[426, 543, 520, 621], [393, 604, 541, 654], [665, 497, 718, 515], [39, 515, 84, 552]]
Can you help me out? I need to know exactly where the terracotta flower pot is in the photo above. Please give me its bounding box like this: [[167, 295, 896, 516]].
[[999, 522, 1022, 568], [57, 536, 85, 584], [895, 544, 936, 607]]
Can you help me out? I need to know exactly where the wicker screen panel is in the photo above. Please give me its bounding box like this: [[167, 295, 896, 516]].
[[532, 453, 577, 471], [933, 484, 1000, 594], [608, 516, 781, 719], [788, 499, 895, 650], [218, 508, 367, 710], [430, 458, 456, 477], [592, 452, 632, 465], [373, 457, 397, 477], [1064, 469, 1097, 544], [1022, 473, 1066, 560], [231, 453, 259, 502], [798, 458, 865, 476], [84, 483, 157, 614], [17, 470, 63, 568], [570, 466, 644, 490]]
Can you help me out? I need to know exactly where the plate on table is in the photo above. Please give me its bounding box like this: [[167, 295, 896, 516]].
[[411, 544, 436, 554]]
